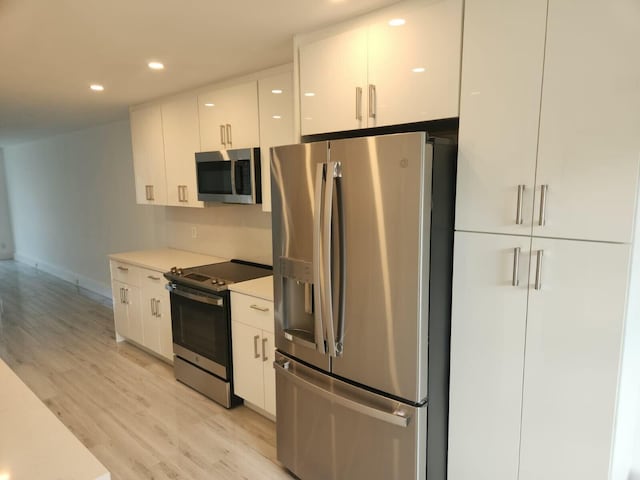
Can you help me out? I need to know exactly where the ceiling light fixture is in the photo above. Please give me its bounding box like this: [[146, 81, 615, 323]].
[[148, 61, 165, 70], [272, 115, 282, 119], [388, 18, 406, 27], [0, 473, 10, 480], [271, 89, 283, 94], [304, 92, 315, 97], [204, 103, 215, 107], [412, 67, 426, 73], [90, 84, 104, 92]]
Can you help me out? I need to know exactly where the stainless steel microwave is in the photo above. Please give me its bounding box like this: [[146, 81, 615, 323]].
[[196, 147, 261, 204]]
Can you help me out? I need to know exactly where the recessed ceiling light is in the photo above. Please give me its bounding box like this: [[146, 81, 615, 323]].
[[389, 18, 406, 27], [204, 103, 215, 107], [271, 89, 283, 94], [272, 115, 282, 119], [0, 473, 10, 480], [304, 92, 315, 97], [148, 61, 165, 70], [90, 84, 104, 92], [412, 67, 426, 73]]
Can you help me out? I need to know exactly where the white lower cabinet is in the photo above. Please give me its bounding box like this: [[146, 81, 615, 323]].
[[110, 261, 173, 363], [449, 232, 632, 480], [231, 292, 275, 417]]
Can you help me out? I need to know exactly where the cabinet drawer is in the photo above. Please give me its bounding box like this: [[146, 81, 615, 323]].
[[110, 261, 141, 285], [231, 292, 274, 333], [139, 267, 166, 288]]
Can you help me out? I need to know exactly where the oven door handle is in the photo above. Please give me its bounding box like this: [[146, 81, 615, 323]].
[[166, 284, 224, 307]]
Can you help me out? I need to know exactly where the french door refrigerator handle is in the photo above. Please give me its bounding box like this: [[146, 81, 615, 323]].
[[323, 161, 340, 357], [313, 163, 327, 354], [273, 360, 409, 427]]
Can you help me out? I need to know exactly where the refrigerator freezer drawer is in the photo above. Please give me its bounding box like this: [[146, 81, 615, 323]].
[[275, 352, 427, 480]]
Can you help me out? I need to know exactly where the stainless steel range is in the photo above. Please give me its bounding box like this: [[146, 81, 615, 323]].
[[164, 260, 272, 408]]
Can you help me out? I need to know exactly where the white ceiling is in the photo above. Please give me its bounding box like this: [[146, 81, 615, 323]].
[[0, 0, 399, 147]]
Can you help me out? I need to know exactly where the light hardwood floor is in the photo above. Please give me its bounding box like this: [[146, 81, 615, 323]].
[[0, 260, 295, 480]]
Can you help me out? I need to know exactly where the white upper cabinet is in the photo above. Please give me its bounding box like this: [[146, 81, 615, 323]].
[[299, 28, 368, 136], [162, 94, 204, 208], [258, 71, 295, 212], [532, 0, 640, 244], [455, 0, 547, 236], [130, 104, 167, 205], [299, 0, 463, 136], [367, 0, 462, 127], [519, 238, 631, 480], [198, 81, 260, 151]]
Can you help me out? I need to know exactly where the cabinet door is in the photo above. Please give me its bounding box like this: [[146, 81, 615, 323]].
[[112, 281, 129, 339], [532, 0, 640, 243], [231, 321, 264, 409], [141, 273, 165, 354], [299, 27, 367, 135], [448, 231, 531, 480], [130, 104, 167, 205], [262, 331, 276, 417], [156, 287, 172, 362], [519, 238, 631, 480], [223, 81, 260, 149], [198, 88, 228, 151], [125, 285, 143, 345], [367, 0, 462, 127], [258, 72, 295, 212], [162, 95, 204, 208], [454, 0, 547, 235]]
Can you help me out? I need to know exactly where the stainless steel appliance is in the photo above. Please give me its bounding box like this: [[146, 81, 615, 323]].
[[164, 260, 272, 407], [271, 132, 456, 480], [196, 147, 261, 204]]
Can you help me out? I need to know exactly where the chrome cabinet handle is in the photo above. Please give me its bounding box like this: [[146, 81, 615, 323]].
[[538, 185, 548, 226], [355, 86, 363, 121], [145, 185, 154, 201], [253, 335, 260, 359], [512, 247, 521, 287], [147, 275, 160, 281], [313, 164, 327, 354], [262, 337, 268, 362], [150, 298, 155, 316], [535, 250, 544, 290], [220, 124, 226, 147], [250, 304, 269, 312], [119, 287, 124, 303], [516, 185, 525, 225], [181, 186, 188, 202], [368, 84, 376, 119], [124, 288, 129, 304], [117, 266, 129, 272], [226, 124, 232, 148], [178, 185, 183, 202], [156, 299, 160, 317]]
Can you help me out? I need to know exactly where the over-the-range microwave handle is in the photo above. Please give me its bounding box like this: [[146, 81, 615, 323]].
[[273, 358, 410, 428], [166, 283, 224, 307], [229, 158, 237, 196]]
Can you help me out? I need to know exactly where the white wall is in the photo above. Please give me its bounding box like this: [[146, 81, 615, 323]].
[[3, 120, 166, 296], [0, 149, 14, 259], [165, 205, 272, 266]]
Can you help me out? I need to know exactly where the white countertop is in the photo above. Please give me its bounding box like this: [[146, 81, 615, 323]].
[[229, 275, 274, 302], [109, 248, 227, 272], [0, 360, 110, 480]]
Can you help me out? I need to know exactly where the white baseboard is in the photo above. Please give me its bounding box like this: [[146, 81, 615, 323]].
[[0, 252, 14, 260], [13, 252, 112, 299]]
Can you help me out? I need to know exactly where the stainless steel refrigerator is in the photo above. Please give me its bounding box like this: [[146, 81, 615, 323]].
[[270, 131, 456, 480]]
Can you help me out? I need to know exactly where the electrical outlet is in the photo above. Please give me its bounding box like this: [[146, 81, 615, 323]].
[[191, 226, 198, 239]]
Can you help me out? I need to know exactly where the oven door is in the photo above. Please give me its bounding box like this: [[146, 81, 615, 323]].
[[167, 283, 230, 380]]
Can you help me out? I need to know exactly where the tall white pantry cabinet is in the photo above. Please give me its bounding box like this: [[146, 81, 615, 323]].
[[449, 1, 640, 480]]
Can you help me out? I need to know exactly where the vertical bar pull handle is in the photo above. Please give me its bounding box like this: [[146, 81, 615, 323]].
[[253, 335, 260, 359], [535, 250, 544, 290], [150, 298, 155, 316], [512, 247, 521, 287], [539, 185, 548, 226], [516, 185, 525, 225], [355, 87, 363, 121], [368, 84, 377, 119], [313, 164, 326, 354], [220, 125, 226, 147], [226, 124, 232, 148], [155, 300, 160, 317], [182, 186, 187, 202], [262, 337, 268, 362]]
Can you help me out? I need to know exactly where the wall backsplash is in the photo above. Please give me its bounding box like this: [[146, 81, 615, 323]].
[[165, 204, 273, 266]]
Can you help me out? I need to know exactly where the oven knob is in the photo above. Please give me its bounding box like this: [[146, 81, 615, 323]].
[[211, 279, 218, 284], [218, 280, 226, 286], [177, 268, 183, 275], [170, 266, 177, 274]]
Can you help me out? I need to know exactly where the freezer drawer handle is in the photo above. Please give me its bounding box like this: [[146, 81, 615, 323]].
[[273, 360, 410, 428]]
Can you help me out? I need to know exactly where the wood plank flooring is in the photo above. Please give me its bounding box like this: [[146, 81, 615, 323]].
[[0, 260, 295, 480]]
